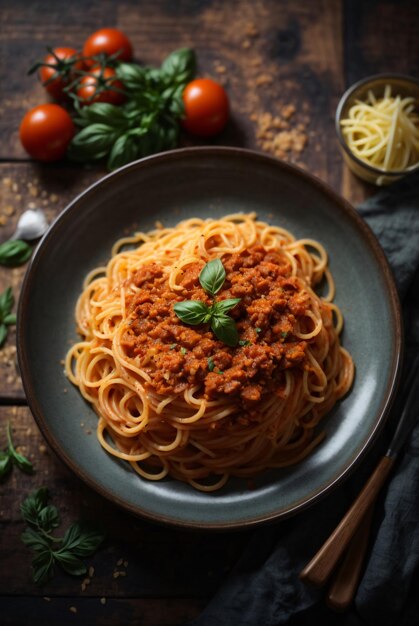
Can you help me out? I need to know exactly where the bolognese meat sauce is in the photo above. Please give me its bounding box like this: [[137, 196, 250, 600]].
[[121, 245, 313, 410]]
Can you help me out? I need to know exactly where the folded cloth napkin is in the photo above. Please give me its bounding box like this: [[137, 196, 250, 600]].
[[187, 173, 419, 626]]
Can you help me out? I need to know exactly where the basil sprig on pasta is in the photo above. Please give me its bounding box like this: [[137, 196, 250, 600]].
[[174, 258, 241, 347]]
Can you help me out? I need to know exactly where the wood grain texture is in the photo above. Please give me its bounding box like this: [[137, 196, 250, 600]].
[[0, 597, 206, 626]]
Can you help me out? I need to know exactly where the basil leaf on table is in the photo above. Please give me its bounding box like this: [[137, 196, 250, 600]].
[[107, 133, 140, 170], [0, 240, 32, 267], [67, 123, 119, 162], [160, 48, 196, 86], [20, 488, 105, 585], [73, 102, 128, 128], [68, 48, 196, 170], [0, 287, 16, 348]]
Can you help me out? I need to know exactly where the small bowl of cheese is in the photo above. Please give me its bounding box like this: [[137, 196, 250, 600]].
[[336, 74, 419, 185]]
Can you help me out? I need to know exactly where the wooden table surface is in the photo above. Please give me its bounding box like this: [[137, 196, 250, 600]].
[[1, 1, 418, 624]]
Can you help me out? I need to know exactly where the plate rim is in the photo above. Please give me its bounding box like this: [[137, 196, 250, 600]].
[[17, 146, 404, 530]]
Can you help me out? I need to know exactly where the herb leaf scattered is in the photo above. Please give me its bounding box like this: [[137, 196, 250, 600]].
[[0, 240, 32, 267], [0, 422, 33, 480], [0, 287, 17, 348], [21, 488, 105, 585]]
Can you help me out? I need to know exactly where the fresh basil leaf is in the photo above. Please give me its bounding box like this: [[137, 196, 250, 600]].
[[60, 522, 105, 557], [0, 452, 12, 479], [12, 451, 33, 474], [0, 240, 32, 267], [199, 259, 226, 296], [53, 551, 87, 576], [21, 528, 51, 551], [212, 298, 241, 315], [239, 339, 252, 346], [74, 103, 128, 129], [0, 324, 7, 347], [116, 62, 149, 91], [107, 133, 140, 170], [174, 300, 210, 325], [68, 124, 119, 162], [36, 505, 60, 531], [211, 314, 239, 347], [21, 487, 50, 527], [0, 287, 13, 318], [32, 551, 54, 585], [160, 48, 196, 87], [208, 357, 215, 372], [3, 313, 16, 325]]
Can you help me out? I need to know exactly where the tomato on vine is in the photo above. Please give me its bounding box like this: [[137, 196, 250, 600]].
[[182, 78, 229, 137], [82, 28, 133, 67], [36, 47, 84, 101], [19, 104, 75, 162], [76, 66, 126, 105]]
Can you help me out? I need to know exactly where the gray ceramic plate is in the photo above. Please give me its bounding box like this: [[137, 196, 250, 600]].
[[18, 147, 402, 530]]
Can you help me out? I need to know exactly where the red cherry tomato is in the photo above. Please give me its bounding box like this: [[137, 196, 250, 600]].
[[182, 78, 229, 137], [39, 47, 84, 101], [19, 104, 75, 162], [76, 67, 125, 105], [82, 28, 133, 67]]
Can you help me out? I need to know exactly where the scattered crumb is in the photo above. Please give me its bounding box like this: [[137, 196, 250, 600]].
[[155, 220, 163, 229], [113, 572, 120, 579], [117, 558, 123, 567], [253, 111, 308, 160], [39, 445, 47, 454], [69, 606, 77, 614], [254, 74, 273, 87], [43, 597, 51, 602], [100, 597, 106, 605], [123, 560, 128, 568], [0, 216, 7, 226], [245, 22, 259, 38], [88, 566, 94, 578]]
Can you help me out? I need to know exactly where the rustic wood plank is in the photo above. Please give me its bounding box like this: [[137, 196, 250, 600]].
[[343, 0, 419, 87], [0, 596, 206, 626], [0, 406, 250, 597]]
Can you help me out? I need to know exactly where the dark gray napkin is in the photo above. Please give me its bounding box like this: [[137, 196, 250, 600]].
[[187, 173, 419, 626]]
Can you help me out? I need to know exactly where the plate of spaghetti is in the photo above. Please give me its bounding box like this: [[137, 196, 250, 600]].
[[18, 147, 402, 529]]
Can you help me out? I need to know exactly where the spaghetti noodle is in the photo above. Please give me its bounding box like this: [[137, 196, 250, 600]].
[[340, 84, 419, 173], [65, 213, 354, 491]]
